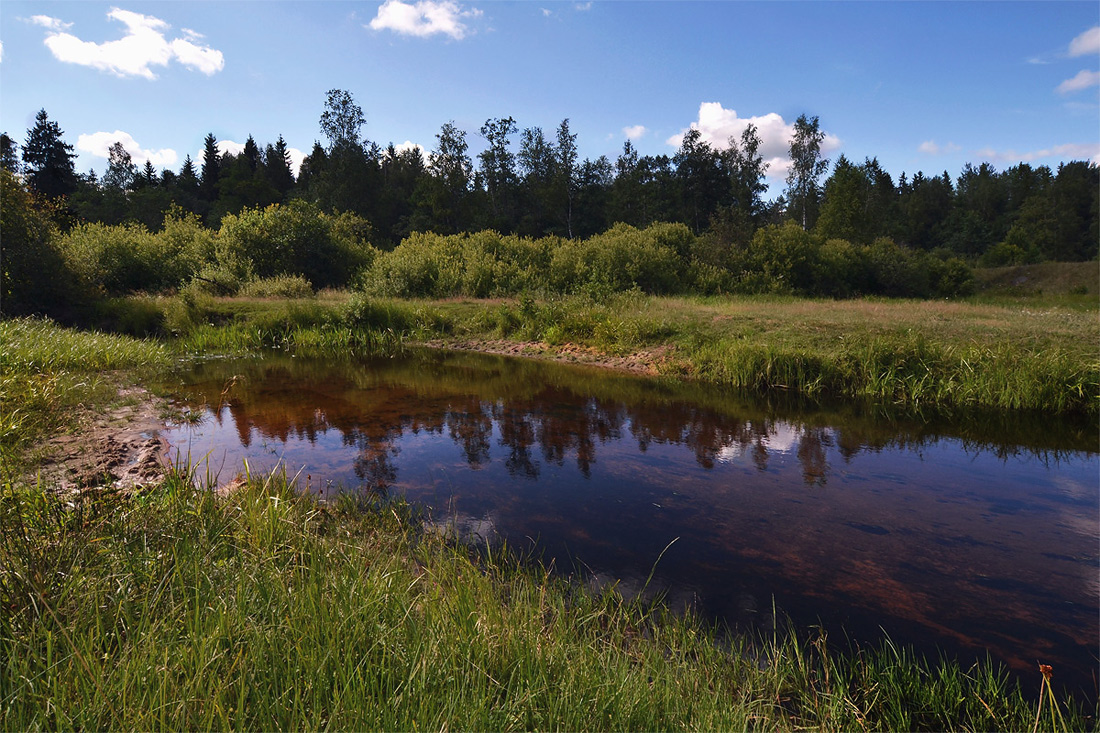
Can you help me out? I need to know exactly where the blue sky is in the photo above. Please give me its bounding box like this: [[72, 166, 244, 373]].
[[2, 1, 1097, 197]]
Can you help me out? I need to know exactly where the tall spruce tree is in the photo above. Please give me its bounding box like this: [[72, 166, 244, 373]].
[[22, 109, 77, 199], [200, 133, 221, 202]]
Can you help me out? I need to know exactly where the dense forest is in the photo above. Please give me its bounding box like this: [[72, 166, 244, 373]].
[[2, 89, 1097, 316]]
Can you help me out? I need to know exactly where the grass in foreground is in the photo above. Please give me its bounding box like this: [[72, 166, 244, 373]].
[[1, 467, 1093, 731]]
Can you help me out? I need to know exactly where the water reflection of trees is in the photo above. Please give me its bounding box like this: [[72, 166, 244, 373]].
[[173, 355, 1096, 493]]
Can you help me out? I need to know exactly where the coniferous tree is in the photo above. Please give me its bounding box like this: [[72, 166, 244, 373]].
[[1, 133, 19, 173], [22, 109, 77, 199], [179, 155, 200, 192], [200, 133, 221, 202], [264, 136, 295, 198]]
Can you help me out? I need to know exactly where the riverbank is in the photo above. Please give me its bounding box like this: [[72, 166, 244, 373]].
[[3, 462, 1095, 730], [2, 317, 1097, 729], [119, 283, 1098, 415]]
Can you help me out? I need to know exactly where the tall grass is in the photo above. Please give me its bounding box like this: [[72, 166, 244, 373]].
[[0, 318, 168, 458], [2, 467, 1091, 730]]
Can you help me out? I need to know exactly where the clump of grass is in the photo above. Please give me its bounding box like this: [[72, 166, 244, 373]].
[[0, 318, 169, 459], [1, 465, 1094, 730]]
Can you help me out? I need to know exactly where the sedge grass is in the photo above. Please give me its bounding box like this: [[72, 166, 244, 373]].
[[2, 465, 1094, 731]]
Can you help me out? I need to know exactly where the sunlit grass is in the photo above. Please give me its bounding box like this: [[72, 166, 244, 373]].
[[0, 318, 169, 460]]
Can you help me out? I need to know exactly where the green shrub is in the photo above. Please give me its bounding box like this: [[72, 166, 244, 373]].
[[217, 201, 377, 289], [60, 222, 178, 295], [740, 222, 821, 294], [0, 170, 78, 315], [815, 238, 871, 297], [549, 222, 689, 294], [979, 241, 1039, 268], [363, 230, 556, 298]]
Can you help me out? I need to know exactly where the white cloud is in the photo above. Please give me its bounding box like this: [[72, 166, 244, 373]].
[[918, 140, 961, 156], [1069, 26, 1100, 57], [287, 148, 306, 175], [622, 125, 646, 141], [573, 2, 593, 10], [1057, 69, 1100, 94], [29, 15, 73, 31], [667, 102, 841, 180], [35, 7, 224, 79], [973, 142, 1100, 165], [216, 140, 247, 157], [541, 8, 553, 17], [368, 0, 482, 40], [77, 130, 178, 167]]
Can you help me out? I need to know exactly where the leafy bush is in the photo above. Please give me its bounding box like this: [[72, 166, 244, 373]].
[[0, 170, 78, 315], [739, 222, 820, 294], [216, 201, 377, 290], [549, 222, 690, 294], [363, 230, 557, 298], [60, 222, 178, 295]]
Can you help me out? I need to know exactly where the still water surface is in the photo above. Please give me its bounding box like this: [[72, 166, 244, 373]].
[[161, 350, 1099, 696]]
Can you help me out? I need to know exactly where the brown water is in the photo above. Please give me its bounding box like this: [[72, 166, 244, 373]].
[[161, 350, 1100, 697]]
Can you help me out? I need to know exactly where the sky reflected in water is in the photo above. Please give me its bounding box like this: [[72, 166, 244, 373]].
[[161, 351, 1100, 697]]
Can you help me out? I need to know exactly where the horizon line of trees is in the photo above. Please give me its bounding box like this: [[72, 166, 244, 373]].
[[3, 91, 1098, 267]]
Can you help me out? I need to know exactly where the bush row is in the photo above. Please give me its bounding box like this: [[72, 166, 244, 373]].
[[9, 198, 378, 307], [362, 221, 973, 299]]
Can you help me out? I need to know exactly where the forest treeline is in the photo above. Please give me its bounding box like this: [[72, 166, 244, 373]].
[[2, 90, 1097, 315]]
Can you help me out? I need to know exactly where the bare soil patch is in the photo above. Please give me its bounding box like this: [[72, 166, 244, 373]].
[[421, 338, 674, 375], [33, 386, 174, 496]]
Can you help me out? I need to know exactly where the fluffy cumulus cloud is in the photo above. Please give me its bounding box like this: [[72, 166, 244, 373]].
[[667, 102, 841, 179], [1068, 26, 1100, 57], [918, 140, 961, 156], [974, 142, 1100, 165], [622, 125, 646, 141], [287, 147, 307, 176], [1056, 69, 1100, 94], [368, 0, 482, 40], [77, 130, 178, 167], [32, 8, 224, 79]]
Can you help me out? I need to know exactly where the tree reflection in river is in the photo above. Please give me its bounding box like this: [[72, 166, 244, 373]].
[[161, 350, 1099, 699]]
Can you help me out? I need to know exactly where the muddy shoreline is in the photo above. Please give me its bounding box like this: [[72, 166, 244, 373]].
[[36, 341, 665, 494]]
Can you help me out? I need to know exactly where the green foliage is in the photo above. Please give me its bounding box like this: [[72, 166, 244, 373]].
[[364, 230, 557, 298], [0, 170, 78, 315], [740, 222, 820, 293], [59, 222, 176, 295], [216, 200, 378, 289], [549, 222, 690, 294]]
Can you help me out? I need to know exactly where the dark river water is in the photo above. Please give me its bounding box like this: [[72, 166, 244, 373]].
[[160, 350, 1099, 698]]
